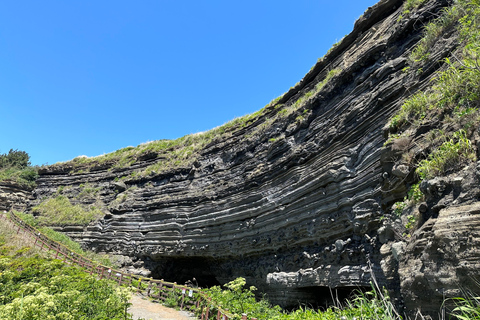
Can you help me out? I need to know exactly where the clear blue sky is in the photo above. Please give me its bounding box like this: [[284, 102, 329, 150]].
[[0, 1, 379, 166]]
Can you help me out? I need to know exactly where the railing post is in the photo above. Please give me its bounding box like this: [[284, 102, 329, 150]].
[[157, 282, 163, 300], [146, 280, 152, 297], [206, 297, 211, 319], [118, 273, 124, 285], [180, 287, 186, 310]]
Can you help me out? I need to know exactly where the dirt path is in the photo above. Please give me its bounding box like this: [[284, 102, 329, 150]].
[[129, 294, 197, 320]]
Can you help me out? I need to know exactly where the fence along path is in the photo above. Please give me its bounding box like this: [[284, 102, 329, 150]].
[[0, 211, 259, 320]]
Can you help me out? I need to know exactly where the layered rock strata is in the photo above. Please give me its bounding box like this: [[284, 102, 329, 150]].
[[28, 0, 478, 316], [0, 182, 33, 212]]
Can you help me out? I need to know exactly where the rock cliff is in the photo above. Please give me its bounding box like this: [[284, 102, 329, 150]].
[[9, 0, 480, 317]]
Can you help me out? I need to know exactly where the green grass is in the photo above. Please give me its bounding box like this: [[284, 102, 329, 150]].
[[0, 166, 38, 189], [389, 91, 439, 129], [410, 4, 463, 63], [416, 129, 476, 179], [32, 196, 103, 226], [13, 211, 116, 267], [404, 0, 428, 13]]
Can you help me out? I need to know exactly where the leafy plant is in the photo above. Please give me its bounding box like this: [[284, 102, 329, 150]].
[[0, 223, 133, 320], [416, 130, 475, 179]]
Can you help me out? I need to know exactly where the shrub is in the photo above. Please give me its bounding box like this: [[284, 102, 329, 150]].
[[0, 223, 132, 319], [0, 149, 31, 169]]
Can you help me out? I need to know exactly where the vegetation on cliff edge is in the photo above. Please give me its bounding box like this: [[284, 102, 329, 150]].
[[387, 0, 480, 231], [0, 149, 38, 188]]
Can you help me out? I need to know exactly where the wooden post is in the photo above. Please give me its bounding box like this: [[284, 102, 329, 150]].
[[180, 287, 186, 310], [100, 267, 105, 280], [205, 297, 211, 319], [118, 273, 124, 285], [157, 283, 163, 300], [146, 281, 152, 297]]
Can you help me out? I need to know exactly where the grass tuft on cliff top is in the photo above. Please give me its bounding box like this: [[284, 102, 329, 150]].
[[51, 31, 346, 178]]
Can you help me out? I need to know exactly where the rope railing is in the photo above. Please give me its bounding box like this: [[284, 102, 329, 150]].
[[0, 211, 250, 320]]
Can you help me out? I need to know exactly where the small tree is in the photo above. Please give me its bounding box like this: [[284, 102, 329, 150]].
[[0, 149, 31, 169]]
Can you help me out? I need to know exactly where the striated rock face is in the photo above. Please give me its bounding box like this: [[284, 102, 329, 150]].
[[399, 166, 480, 317], [27, 0, 480, 316], [0, 182, 33, 212]]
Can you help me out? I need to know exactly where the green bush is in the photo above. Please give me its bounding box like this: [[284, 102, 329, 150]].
[[203, 278, 402, 320], [0, 149, 38, 188], [0, 257, 133, 320], [0, 149, 31, 169], [0, 224, 133, 320]]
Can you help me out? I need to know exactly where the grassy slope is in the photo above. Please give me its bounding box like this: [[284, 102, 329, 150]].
[[0, 218, 133, 320]]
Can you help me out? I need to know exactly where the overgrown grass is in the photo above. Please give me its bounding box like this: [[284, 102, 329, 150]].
[[32, 195, 103, 226], [13, 211, 116, 267], [410, 4, 461, 62], [0, 166, 38, 189], [416, 129, 476, 179]]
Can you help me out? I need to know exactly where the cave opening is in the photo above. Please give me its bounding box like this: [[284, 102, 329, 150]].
[[287, 286, 371, 311], [149, 257, 221, 288]]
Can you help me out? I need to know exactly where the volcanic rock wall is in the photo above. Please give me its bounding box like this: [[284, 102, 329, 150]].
[[0, 182, 33, 212], [29, 0, 479, 316]]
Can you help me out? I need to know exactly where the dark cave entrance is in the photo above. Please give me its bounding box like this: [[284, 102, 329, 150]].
[[288, 286, 371, 310], [149, 257, 221, 288]]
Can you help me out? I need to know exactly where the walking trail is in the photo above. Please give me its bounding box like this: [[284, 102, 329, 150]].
[[129, 294, 197, 320]]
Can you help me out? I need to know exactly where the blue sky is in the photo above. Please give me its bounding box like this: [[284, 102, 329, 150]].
[[0, 1, 379, 166]]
